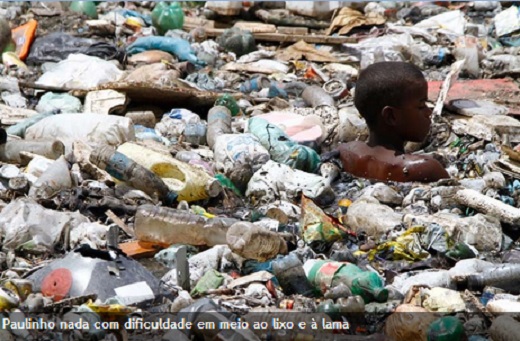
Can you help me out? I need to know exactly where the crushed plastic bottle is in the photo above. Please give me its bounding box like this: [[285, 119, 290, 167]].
[[305, 260, 388, 303]]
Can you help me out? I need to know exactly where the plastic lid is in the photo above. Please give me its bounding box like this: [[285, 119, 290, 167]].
[[41, 268, 72, 302], [427, 316, 466, 341]]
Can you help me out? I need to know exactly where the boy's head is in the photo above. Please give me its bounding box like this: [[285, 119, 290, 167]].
[[354, 62, 431, 142]]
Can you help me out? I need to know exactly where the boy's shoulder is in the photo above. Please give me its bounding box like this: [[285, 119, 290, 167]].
[[337, 142, 449, 182]]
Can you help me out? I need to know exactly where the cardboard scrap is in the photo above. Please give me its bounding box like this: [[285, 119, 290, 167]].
[[327, 7, 386, 36], [276, 40, 338, 63]]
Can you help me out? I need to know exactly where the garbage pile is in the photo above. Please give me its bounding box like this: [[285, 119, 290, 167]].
[[1, 1, 520, 340]]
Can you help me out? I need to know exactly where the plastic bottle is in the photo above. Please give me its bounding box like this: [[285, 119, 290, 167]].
[[302, 85, 335, 108], [248, 117, 320, 173], [239, 76, 271, 93], [134, 205, 238, 247], [28, 155, 72, 199], [151, 2, 185, 35], [272, 253, 315, 297], [69, 1, 98, 19], [427, 316, 467, 341], [226, 222, 287, 262], [467, 263, 520, 294], [305, 260, 388, 303], [116, 142, 221, 202], [175, 151, 202, 163], [183, 122, 207, 145], [0, 139, 64, 164], [90, 145, 177, 205], [206, 106, 232, 149], [214, 94, 240, 117]]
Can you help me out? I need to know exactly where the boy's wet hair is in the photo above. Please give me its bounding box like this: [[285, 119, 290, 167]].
[[354, 62, 426, 127]]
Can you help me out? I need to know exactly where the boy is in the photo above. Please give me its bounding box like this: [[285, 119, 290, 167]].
[[338, 62, 449, 183]]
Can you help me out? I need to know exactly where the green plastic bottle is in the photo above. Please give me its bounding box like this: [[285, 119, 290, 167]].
[[151, 2, 185, 35], [427, 316, 467, 341], [215, 94, 240, 117], [307, 260, 388, 303], [70, 1, 98, 19]]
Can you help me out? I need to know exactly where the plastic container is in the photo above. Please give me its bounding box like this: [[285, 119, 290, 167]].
[[467, 264, 520, 294], [272, 253, 315, 297], [206, 106, 232, 149], [11, 19, 38, 61], [0, 139, 64, 164], [305, 260, 388, 303], [151, 2, 184, 35], [28, 156, 72, 199], [226, 222, 287, 262], [117, 142, 221, 202], [90, 145, 177, 205], [134, 205, 237, 247]]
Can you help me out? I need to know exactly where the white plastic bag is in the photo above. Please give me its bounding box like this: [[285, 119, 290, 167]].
[[0, 198, 89, 251], [25, 113, 135, 154], [36, 54, 123, 90], [214, 133, 270, 173]]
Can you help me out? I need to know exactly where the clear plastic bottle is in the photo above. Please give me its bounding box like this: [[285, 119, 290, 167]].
[[90, 145, 177, 205], [206, 106, 232, 149], [134, 205, 238, 247], [467, 264, 520, 294], [226, 222, 287, 262], [272, 253, 315, 297], [0, 139, 64, 164]]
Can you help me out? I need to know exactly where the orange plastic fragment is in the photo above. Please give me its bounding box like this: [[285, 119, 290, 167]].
[[11, 19, 38, 61]]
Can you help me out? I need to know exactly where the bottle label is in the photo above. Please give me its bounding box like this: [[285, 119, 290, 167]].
[[314, 261, 345, 293]]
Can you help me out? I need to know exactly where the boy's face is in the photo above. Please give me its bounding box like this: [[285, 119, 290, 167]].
[[392, 80, 432, 143]]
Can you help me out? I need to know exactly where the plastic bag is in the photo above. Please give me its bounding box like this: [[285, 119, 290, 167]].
[[27, 32, 123, 65], [300, 196, 347, 245], [35, 92, 82, 114], [127, 36, 199, 65], [0, 198, 89, 251], [214, 133, 270, 174], [25, 113, 135, 154], [248, 117, 320, 173], [35, 54, 123, 90]]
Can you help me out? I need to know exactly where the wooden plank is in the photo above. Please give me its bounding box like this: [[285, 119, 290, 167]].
[[106, 209, 135, 238], [234, 22, 276, 33], [183, 24, 356, 44], [277, 26, 309, 35]]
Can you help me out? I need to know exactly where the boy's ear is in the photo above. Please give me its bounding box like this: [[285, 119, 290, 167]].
[[381, 106, 398, 127]]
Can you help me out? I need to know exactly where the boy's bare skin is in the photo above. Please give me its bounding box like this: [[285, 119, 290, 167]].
[[339, 78, 449, 183]]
